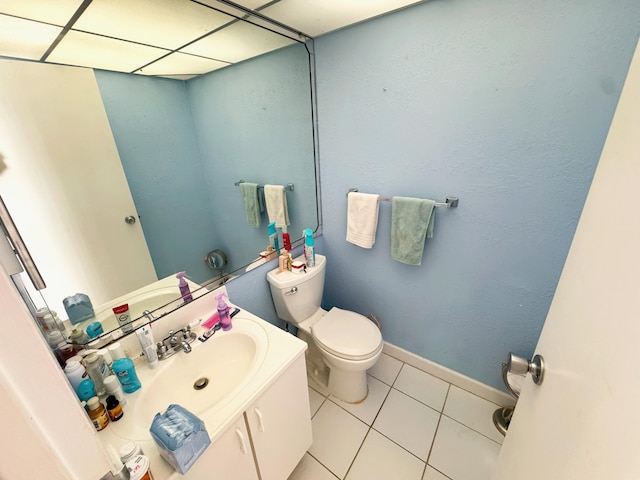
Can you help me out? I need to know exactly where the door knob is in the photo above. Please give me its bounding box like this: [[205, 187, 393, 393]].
[[507, 353, 545, 385], [124, 215, 136, 224]]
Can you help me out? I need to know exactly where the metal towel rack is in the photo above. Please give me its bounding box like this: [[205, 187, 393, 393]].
[[235, 179, 295, 191], [347, 188, 459, 208]]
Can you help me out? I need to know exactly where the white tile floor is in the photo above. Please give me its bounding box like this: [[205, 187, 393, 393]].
[[289, 353, 504, 480]]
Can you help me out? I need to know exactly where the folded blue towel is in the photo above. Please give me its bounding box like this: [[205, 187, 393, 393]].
[[391, 197, 436, 265], [240, 182, 263, 227]]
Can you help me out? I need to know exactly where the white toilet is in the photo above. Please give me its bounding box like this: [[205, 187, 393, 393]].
[[267, 254, 383, 403]]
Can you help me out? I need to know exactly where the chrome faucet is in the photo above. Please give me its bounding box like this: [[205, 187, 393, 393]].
[[156, 325, 196, 360], [142, 310, 156, 322]]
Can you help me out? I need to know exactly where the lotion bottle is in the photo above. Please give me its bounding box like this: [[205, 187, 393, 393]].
[[176, 272, 193, 303], [216, 291, 232, 331]]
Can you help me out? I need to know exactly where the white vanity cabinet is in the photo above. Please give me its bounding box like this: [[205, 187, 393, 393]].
[[171, 353, 311, 480], [179, 415, 259, 480], [245, 353, 312, 480]]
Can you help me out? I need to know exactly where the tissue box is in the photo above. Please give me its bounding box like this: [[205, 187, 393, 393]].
[[63, 293, 95, 324], [149, 404, 211, 475]]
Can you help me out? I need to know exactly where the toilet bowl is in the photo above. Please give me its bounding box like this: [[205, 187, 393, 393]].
[[267, 254, 383, 403]]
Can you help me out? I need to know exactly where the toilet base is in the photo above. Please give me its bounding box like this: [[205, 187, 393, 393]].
[[328, 368, 369, 403]]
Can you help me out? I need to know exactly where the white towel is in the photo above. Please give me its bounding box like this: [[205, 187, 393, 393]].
[[346, 192, 380, 248], [264, 184, 290, 228]]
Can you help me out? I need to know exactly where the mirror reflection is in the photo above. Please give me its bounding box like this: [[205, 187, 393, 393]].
[[0, 18, 318, 345]]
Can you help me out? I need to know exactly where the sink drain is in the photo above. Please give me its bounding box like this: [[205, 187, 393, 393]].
[[193, 377, 209, 390]]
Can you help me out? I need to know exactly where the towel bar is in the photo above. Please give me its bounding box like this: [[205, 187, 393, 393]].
[[346, 188, 458, 208], [235, 180, 294, 191]]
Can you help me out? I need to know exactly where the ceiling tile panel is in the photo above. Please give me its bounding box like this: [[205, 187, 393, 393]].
[[47, 30, 169, 73], [73, 0, 236, 50], [0, 0, 84, 25], [181, 19, 295, 64], [136, 52, 229, 76], [0, 14, 62, 60], [260, 0, 422, 37]]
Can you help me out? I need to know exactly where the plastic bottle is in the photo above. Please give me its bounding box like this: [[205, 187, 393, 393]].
[[77, 378, 97, 403], [216, 291, 232, 331], [304, 228, 315, 267], [84, 352, 109, 396], [282, 226, 292, 251], [268, 222, 279, 252], [126, 454, 154, 480], [106, 395, 124, 421], [120, 442, 144, 465], [112, 357, 141, 393], [64, 360, 88, 392], [87, 396, 110, 431], [176, 272, 193, 303], [104, 375, 127, 407]]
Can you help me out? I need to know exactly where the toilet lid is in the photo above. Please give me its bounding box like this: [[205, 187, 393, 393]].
[[312, 307, 382, 361]]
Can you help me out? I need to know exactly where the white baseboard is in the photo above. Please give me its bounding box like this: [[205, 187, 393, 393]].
[[382, 342, 516, 407]]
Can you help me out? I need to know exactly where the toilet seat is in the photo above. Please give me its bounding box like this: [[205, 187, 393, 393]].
[[312, 307, 382, 361]]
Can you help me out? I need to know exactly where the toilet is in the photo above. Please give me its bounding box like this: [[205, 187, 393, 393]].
[[267, 254, 383, 403]]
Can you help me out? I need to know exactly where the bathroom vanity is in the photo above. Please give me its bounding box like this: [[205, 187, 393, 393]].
[[98, 307, 311, 480]]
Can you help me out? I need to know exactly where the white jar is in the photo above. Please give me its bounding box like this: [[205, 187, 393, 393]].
[[64, 361, 87, 392], [120, 442, 144, 465]]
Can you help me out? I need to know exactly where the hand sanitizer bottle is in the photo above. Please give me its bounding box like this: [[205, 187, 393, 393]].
[[216, 291, 232, 331], [176, 272, 193, 303]]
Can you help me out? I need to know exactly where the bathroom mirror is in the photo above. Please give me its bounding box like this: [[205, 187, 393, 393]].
[[0, 10, 318, 344]]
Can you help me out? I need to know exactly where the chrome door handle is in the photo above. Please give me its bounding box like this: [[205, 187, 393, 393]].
[[124, 215, 136, 224], [284, 287, 298, 296], [507, 353, 545, 385]]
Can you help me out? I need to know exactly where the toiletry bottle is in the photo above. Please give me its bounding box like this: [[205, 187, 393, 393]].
[[113, 304, 132, 333], [64, 360, 88, 393], [135, 325, 158, 369], [216, 291, 232, 331], [106, 395, 124, 421], [282, 226, 292, 251], [84, 352, 109, 396], [304, 228, 315, 267], [176, 272, 193, 303], [77, 379, 97, 403], [104, 375, 127, 407], [87, 396, 110, 431], [268, 222, 280, 252], [120, 442, 144, 465], [112, 357, 142, 393]]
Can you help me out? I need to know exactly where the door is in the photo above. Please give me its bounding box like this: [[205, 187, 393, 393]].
[[493, 41, 640, 479], [0, 60, 156, 313]]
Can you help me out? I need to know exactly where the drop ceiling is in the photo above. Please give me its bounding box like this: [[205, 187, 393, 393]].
[[0, 0, 423, 79]]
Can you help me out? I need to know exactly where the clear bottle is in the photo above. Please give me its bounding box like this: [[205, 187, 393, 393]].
[[84, 353, 109, 396], [86, 396, 109, 431]]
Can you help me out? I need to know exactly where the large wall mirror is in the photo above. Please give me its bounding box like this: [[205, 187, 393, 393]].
[[0, 5, 318, 345]]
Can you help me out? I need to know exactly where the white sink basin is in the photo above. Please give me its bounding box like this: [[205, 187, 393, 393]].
[[110, 316, 269, 440]]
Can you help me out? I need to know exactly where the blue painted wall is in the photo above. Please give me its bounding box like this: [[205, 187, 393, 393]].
[[95, 71, 217, 284], [314, 0, 640, 389]]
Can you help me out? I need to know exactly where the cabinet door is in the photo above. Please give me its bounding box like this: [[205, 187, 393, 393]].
[[245, 354, 312, 480], [178, 416, 259, 480]]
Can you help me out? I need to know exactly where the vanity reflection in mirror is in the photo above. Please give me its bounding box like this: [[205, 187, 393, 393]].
[[0, 3, 318, 348]]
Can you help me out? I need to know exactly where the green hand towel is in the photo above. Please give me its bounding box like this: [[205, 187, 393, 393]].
[[240, 182, 261, 227], [391, 196, 436, 265]]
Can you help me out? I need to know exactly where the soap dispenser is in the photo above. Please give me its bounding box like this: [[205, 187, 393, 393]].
[[216, 292, 232, 331], [176, 272, 193, 303]]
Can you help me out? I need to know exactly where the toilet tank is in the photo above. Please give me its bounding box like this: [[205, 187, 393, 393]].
[[267, 254, 326, 324]]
